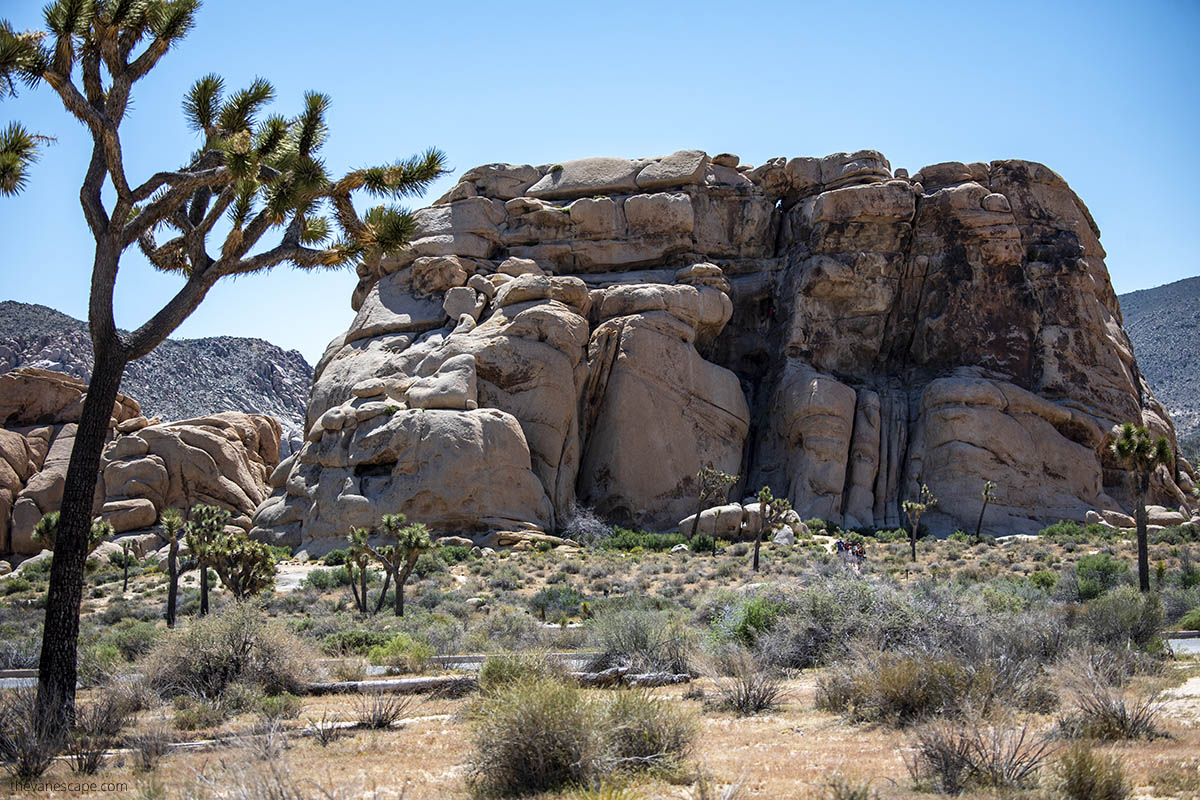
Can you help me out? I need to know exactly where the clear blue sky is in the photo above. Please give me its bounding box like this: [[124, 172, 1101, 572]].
[[2, 0, 1198, 365]]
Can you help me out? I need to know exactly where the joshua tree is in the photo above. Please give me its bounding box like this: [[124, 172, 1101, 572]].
[[688, 465, 739, 542], [903, 484, 937, 562], [1110, 423, 1174, 592], [158, 507, 183, 627], [346, 527, 372, 614], [364, 513, 432, 617], [1, 1, 447, 721], [974, 480, 996, 543], [31, 511, 110, 554], [208, 529, 275, 599], [184, 504, 229, 616], [753, 486, 792, 573], [118, 540, 131, 592]]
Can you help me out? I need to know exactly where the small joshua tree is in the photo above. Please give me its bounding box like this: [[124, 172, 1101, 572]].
[[1110, 423, 1173, 592], [158, 507, 183, 627], [346, 527, 372, 614], [753, 486, 792, 573], [903, 484, 937, 562], [208, 529, 274, 599], [184, 504, 230, 616], [365, 514, 432, 617], [688, 464, 739, 542], [975, 480, 996, 543], [32, 511, 110, 554]]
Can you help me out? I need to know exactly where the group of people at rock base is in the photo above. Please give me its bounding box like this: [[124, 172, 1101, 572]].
[[835, 538, 865, 568]]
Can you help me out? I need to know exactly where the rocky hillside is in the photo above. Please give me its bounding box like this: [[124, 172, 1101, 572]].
[[0, 301, 311, 454], [1120, 275, 1200, 461]]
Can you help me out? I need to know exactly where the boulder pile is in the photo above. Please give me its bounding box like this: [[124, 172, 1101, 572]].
[[1, 367, 280, 557], [251, 149, 1197, 551]]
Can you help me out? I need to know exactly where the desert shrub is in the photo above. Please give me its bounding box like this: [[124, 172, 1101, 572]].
[[586, 607, 693, 674], [299, 568, 340, 591], [462, 605, 543, 652], [320, 629, 391, 656], [529, 585, 584, 621], [321, 549, 347, 566], [146, 602, 313, 699], [126, 724, 171, 771], [1053, 744, 1130, 800], [65, 694, 125, 775], [257, 692, 301, 721], [604, 689, 696, 767], [0, 690, 64, 779], [366, 632, 433, 673], [1057, 681, 1164, 740], [817, 649, 973, 726], [172, 696, 225, 730], [489, 563, 524, 590], [440, 545, 473, 564], [468, 678, 608, 795], [478, 652, 561, 693], [905, 719, 1051, 794], [100, 618, 162, 661], [354, 690, 413, 729], [1178, 606, 1200, 629], [1029, 570, 1058, 592], [708, 649, 785, 716], [805, 518, 828, 532], [559, 503, 613, 546], [1075, 553, 1130, 598], [77, 641, 122, 688], [1081, 586, 1163, 649], [711, 592, 785, 647]]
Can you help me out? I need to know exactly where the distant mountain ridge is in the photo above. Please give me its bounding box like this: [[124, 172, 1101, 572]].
[[1119, 275, 1200, 462], [0, 300, 311, 454]]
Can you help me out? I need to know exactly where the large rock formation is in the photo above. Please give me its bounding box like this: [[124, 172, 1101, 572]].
[[1, 367, 280, 555], [252, 149, 1198, 551]]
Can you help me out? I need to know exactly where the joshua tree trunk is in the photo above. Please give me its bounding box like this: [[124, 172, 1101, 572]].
[[974, 500, 989, 543], [37, 340, 126, 726], [199, 564, 210, 616], [374, 571, 392, 614], [348, 563, 363, 612], [360, 565, 368, 614], [121, 545, 130, 592], [753, 519, 763, 572], [1135, 475, 1151, 593], [166, 539, 179, 628], [689, 498, 702, 542], [395, 560, 417, 617]]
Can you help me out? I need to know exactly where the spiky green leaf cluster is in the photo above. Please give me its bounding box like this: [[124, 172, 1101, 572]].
[[31, 509, 112, 553], [1110, 423, 1173, 483], [0, 121, 39, 195]]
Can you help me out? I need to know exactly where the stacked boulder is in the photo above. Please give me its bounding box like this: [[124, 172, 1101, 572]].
[[252, 149, 1197, 551], [1, 367, 280, 558]]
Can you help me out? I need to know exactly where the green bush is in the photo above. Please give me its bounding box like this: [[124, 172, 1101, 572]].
[[468, 679, 607, 795], [1178, 607, 1200, 630], [805, 518, 828, 532], [101, 619, 162, 661], [1029, 570, 1058, 592], [1076, 554, 1130, 595], [1082, 586, 1163, 649], [712, 592, 784, 647], [257, 692, 301, 720], [172, 696, 225, 731], [466, 677, 694, 796], [319, 629, 391, 656], [366, 633, 433, 673], [529, 585, 584, 620], [440, 545, 473, 564], [478, 652, 560, 693], [586, 607, 692, 674], [1053, 744, 1130, 800], [146, 603, 313, 699], [604, 689, 696, 766], [817, 650, 973, 726], [321, 549, 347, 566]]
